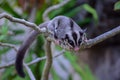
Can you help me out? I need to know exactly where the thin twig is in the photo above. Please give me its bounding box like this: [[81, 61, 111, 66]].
[[27, 56, 46, 66], [0, 42, 17, 52], [0, 13, 41, 33], [27, 50, 65, 65], [24, 63, 36, 80], [0, 61, 14, 69], [43, 0, 70, 21], [0, 50, 65, 69]]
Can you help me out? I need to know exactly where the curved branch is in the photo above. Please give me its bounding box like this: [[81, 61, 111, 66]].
[[43, 0, 70, 21], [41, 41, 52, 80], [0, 13, 41, 33], [42, 1, 70, 79]]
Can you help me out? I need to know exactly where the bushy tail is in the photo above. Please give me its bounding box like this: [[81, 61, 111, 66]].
[[15, 31, 38, 77], [15, 21, 49, 77]]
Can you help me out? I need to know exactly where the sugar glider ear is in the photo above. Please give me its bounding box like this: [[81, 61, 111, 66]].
[[82, 28, 87, 42], [79, 28, 87, 36], [79, 28, 87, 35]]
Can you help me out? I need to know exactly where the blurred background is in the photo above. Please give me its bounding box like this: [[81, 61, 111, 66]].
[[0, 0, 120, 80]]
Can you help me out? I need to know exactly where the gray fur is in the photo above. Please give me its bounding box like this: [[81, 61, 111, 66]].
[[15, 16, 85, 78], [47, 16, 85, 49]]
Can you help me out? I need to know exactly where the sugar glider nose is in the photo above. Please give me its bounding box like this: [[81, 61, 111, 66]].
[[74, 47, 79, 51]]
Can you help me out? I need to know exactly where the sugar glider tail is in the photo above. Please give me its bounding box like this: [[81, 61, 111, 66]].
[[15, 31, 39, 77], [15, 21, 49, 77]]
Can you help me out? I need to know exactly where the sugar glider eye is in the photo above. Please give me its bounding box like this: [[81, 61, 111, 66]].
[[78, 39, 82, 45], [68, 39, 74, 47]]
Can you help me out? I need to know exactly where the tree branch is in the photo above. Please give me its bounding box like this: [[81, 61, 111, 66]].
[[0, 13, 41, 33], [0, 61, 14, 69], [0, 9, 120, 80], [81, 26, 120, 48], [41, 0, 70, 79], [24, 63, 36, 80], [0, 42, 17, 52], [0, 50, 65, 69], [27, 50, 65, 65], [41, 41, 52, 80]]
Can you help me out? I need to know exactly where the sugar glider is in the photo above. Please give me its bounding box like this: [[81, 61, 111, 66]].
[[15, 16, 86, 78]]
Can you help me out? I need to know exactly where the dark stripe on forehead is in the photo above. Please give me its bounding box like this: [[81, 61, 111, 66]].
[[70, 19, 74, 29], [52, 23, 55, 27], [58, 19, 61, 27], [72, 32, 77, 45], [52, 23, 55, 30]]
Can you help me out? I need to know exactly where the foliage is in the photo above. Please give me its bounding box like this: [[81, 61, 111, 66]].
[[114, 1, 120, 10], [0, 0, 98, 80], [0, 20, 9, 42], [64, 51, 96, 80], [0, 1, 21, 18], [0, 19, 22, 56], [82, 4, 98, 24]]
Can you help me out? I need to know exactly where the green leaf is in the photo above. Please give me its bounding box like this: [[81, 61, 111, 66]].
[[49, 0, 76, 19], [82, 4, 98, 23], [64, 5, 83, 17], [12, 29, 24, 35], [0, 2, 21, 18], [0, 48, 9, 55], [64, 51, 96, 80], [84, 66, 96, 80], [114, 1, 120, 10], [0, 35, 6, 41], [64, 52, 85, 78], [1, 26, 8, 35], [2, 67, 14, 80], [0, 20, 9, 41], [51, 68, 61, 80]]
